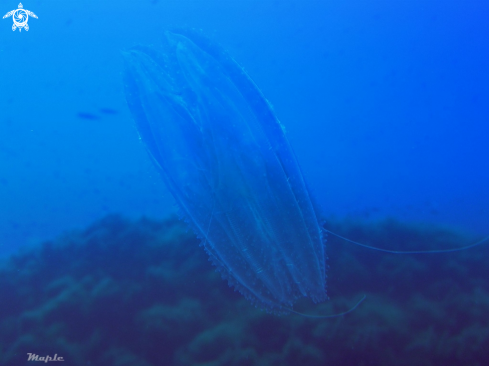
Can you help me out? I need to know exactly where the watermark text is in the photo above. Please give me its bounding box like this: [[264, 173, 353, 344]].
[[27, 353, 64, 363]]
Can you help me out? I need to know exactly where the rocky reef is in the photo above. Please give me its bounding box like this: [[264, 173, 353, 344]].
[[0, 215, 487, 365]]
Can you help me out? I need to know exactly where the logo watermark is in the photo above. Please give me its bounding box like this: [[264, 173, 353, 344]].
[[27, 353, 64, 363], [3, 3, 37, 32]]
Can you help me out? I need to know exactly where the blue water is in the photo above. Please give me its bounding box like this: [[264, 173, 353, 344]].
[[1, 0, 488, 256], [1, 1, 489, 364]]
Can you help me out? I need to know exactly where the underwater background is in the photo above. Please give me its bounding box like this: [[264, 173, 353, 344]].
[[0, 0, 488, 365]]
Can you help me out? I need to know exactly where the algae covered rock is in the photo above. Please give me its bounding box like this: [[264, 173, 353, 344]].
[[0, 215, 487, 365]]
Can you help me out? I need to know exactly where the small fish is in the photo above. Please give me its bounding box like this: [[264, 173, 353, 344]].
[[77, 112, 99, 120]]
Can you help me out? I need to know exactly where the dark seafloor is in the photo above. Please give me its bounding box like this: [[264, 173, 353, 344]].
[[0, 215, 487, 366]]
